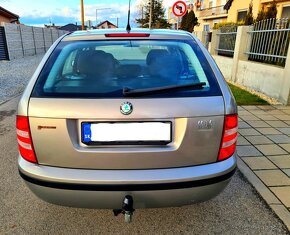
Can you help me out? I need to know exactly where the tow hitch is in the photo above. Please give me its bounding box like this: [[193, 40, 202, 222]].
[[113, 195, 135, 223]]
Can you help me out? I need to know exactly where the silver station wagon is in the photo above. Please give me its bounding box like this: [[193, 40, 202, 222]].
[[17, 29, 237, 222]]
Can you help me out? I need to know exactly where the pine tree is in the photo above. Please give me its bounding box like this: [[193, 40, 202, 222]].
[[184, 10, 198, 32], [265, 0, 277, 19], [256, 8, 266, 22], [136, 0, 171, 29], [244, 2, 254, 25], [180, 11, 188, 30]]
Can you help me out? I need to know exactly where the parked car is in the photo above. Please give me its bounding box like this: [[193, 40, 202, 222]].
[[17, 28, 237, 221]]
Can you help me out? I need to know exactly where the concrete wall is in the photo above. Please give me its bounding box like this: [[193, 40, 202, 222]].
[[212, 55, 234, 81], [2, 23, 68, 59]]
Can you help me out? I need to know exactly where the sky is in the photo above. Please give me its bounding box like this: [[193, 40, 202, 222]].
[[1, 0, 181, 28]]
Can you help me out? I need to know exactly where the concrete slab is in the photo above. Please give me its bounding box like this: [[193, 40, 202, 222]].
[[266, 121, 289, 128], [274, 115, 290, 121], [267, 135, 290, 144], [255, 170, 290, 186], [279, 144, 290, 153], [255, 144, 287, 156], [270, 187, 290, 208], [237, 135, 250, 146], [283, 169, 290, 177], [277, 128, 290, 135], [239, 128, 262, 136], [239, 115, 260, 121], [269, 205, 290, 231], [267, 155, 290, 169], [243, 156, 277, 170], [245, 135, 273, 145], [246, 120, 271, 128], [237, 145, 262, 157], [238, 121, 251, 129], [256, 128, 281, 135], [255, 115, 278, 121]]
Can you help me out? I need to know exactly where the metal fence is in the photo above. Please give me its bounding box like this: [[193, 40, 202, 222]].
[[216, 24, 238, 57], [247, 18, 290, 67]]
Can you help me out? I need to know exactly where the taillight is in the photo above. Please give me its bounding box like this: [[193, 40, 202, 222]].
[[218, 114, 238, 161], [16, 116, 37, 163]]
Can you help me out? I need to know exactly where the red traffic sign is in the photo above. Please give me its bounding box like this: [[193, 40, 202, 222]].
[[172, 1, 187, 17]]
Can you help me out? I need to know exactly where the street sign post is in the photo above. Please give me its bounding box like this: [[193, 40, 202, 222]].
[[172, 1, 187, 30]]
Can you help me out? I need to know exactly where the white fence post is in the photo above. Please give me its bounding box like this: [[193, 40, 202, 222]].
[[280, 43, 290, 105], [231, 26, 250, 82], [209, 30, 219, 55]]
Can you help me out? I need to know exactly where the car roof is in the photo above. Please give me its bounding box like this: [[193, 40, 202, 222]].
[[62, 28, 195, 41]]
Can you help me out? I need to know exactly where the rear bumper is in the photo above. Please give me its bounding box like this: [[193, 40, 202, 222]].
[[18, 155, 236, 208]]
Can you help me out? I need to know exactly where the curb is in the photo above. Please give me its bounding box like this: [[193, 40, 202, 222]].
[[237, 156, 290, 231]]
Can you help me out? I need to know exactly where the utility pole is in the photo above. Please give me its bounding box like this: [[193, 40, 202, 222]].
[[149, 0, 152, 29], [116, 17, 119, 27], [80, 0, 85, 30]]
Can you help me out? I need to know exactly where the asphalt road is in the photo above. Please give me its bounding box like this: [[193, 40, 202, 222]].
[[0, 97, 288, 235]]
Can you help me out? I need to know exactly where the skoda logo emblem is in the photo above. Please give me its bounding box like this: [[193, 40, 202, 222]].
[[120, 102, 133, 115]]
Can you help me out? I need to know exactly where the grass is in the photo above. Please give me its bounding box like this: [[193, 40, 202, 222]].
[[228, 83, 269, 106]]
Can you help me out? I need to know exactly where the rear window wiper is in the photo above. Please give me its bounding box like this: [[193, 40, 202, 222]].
[[122, 82, 206, 97]]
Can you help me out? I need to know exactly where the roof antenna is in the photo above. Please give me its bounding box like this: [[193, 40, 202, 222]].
[[126, 0, 131, 33]]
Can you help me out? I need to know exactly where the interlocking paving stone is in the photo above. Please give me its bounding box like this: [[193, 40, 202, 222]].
[[274, 115, 290, 121], [267, 155, 290, 169], [279, 144, 290, 153], [242, 105, 259, 110], [239, 115, 260, 121], [238, 121, 251, 129], [283, 121, 290, 125], [237, 145, 262, 157], [270, 187, 290, 208], [243, 157, 277, 170], [282, 110, 290, 115], [267, 135, 290, 144], [255, 170, 290, 186], [255, 115, 278, 121], [275, 106, 290, 110], [238, 128, 261, 136], [239, 111, 252, 115], [237, 135, 250, 146], [244, 135, 273, 145], [255, 144, 287, 155], [277, 128, 290, 135], [257, 105, 275, 110], [265, 121, 289, 128], [246, 120, 271, 128], [238, 106, 245, 111], [283, 169, 290, 177], [266, 110, 285, 115], [256, 128, 281, 135], [249, 110, 268, 115]]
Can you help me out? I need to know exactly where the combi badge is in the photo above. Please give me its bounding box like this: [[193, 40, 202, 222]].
[[120, 102, 133, 115]]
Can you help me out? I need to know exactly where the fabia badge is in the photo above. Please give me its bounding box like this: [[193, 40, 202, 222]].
[[120, 102, 133, 115]]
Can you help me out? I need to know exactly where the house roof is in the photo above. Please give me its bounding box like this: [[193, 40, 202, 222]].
[[0, 6, 19, 20], [224, 0, 234, 10], [96, 20, 117, 28], [59, 23, 83, 32]]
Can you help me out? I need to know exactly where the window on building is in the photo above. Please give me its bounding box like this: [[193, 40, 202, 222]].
[[282, 6, 290, 18], [237, 10, 247, 22]]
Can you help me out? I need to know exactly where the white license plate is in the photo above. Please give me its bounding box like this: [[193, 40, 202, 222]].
[[82, 122, 171, 144]]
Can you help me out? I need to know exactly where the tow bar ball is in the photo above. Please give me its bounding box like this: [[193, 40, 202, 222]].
[[113, 195, 135, 223]]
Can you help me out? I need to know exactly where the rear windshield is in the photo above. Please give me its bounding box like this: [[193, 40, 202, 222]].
[[31, 39, 221, 98]]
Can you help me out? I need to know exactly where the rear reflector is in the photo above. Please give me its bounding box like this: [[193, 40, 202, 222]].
[[16, 116, 37, 164], [105, 33, 150, 37], [218, 114, 238, 161]]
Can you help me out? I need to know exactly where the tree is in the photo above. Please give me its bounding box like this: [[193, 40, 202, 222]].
[[244, 2, 254, 25], [180, 10, 198, 32], [265, 0, 277, 19], [256, 0, 277, 22], [185, 10, 198, 32], [180, 11, 188, 30], [136, 0, 171, 29]]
